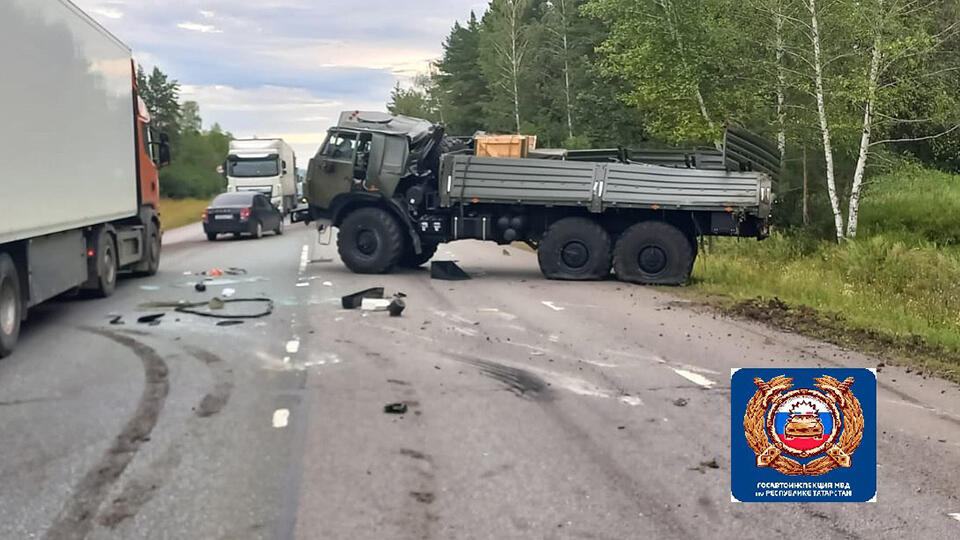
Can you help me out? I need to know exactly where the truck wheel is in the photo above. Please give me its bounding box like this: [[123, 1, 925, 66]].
[[275, 219, 284, 236], [0, 254, 23, 358], [538, 217, 611, 280], [207, 232, 218, 241], [142, 227, 161, 276], [92, 229, 118, 298], [337, 207, 404, 274], [613, 221, 694, 286], [399, 242, 438, 268]]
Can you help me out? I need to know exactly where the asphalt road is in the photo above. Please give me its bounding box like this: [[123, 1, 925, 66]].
[[1, 221, 958, 540]]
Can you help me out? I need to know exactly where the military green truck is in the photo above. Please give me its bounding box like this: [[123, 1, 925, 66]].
[[296, 111, 777, 285]]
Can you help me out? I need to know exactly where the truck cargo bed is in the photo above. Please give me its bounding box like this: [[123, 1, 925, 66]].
[[440, 155, 769, 214]]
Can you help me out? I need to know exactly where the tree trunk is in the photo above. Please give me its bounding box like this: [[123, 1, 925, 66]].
[[775, 3, 787, 170], [808, 0, 845, 242], [802, 146, 809, 226], [560, 0, 574, 140], [510, 1, 522, 134], [846, 6, 883, 239]]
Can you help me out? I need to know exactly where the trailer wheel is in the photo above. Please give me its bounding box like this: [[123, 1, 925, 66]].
[[0, 254, 22, 358], [613, 221, 694, 286], [538, 217, 611, 280], [338, 207, 404, 274], [91, 229, 118, 298], [399, 242, 438, 268]]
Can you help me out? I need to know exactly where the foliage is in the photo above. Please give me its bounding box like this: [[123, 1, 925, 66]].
[[158, 198, 213, 230]]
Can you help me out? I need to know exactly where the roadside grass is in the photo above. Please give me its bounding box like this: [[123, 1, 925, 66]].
[[687, 166, 960, 382], [159, 198, 210, 230]]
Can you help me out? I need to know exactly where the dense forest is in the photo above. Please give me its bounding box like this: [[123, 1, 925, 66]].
[[136, 66, 231, 200], [388, 0, 960, 240]]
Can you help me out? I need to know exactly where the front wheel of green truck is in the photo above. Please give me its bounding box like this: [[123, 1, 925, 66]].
[[399, 241, 438, 268], [337, 207, 404, 274], [538, 217, 612, 280], [613, 221, 694, 286]]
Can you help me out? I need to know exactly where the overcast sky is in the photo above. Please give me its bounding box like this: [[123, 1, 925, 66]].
[[73, 0, 486, 159]]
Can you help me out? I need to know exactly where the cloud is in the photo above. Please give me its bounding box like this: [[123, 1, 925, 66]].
[[177, 22, 223, 33], [199, 10, 215, 18], [90, 7, 123, 19]]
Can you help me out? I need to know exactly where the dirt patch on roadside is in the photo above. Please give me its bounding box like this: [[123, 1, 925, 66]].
[[715, 296, 960, 384]]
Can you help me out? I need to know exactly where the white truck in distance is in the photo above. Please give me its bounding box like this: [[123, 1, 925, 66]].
[[226, 139, 297, 214]]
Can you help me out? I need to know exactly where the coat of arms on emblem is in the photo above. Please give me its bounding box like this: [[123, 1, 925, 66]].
[[744, 375, 864, 476]]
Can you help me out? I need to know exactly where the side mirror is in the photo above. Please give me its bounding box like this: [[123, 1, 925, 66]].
[[290, 208, 310, 224]]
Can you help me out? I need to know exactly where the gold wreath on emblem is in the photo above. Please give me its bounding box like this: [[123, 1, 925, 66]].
[[744, 375, 864, 476]]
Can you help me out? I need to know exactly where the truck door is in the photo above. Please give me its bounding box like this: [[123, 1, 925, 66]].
[[307, 130, 358, 209]]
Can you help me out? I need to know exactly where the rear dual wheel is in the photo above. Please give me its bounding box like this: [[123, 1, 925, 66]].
[[613, 221, 695, 286], [537, 217, 611, 281]]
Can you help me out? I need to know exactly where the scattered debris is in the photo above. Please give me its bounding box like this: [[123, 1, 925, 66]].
[[221, 288, 236, 298], [109, 315, 124, 325], [209, 297, 225, 310], [137, 313, 164, 324], [201, 267, 247, 277], [702, 459, 720, 469], [502, 249, 511, 256], [673, 398, 689, 407], [384, 402, 408, 415], [195, 282, 207, 292], [361, 298, 392, 311], [431, 261, 471, 281], [388, 298, 406, 317], [342, 288, 385, 309], [174, 298, 274, 320], [296, 282, 310, 288], [216, 320, 244, 327]]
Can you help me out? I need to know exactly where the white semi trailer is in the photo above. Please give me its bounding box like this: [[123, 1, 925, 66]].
[[226, 139, 298, 214], [0, 0, 171, 357]]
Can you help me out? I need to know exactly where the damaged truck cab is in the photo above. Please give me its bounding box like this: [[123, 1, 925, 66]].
[[298, 111, 776, 285]]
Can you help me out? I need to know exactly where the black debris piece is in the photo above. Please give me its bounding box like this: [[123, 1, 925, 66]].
[[384, 403, 408, 415], [388, 298, 406, 317], [217, 320, 245, 327], [109, 316, 124, 325], [195, 282, 207, 292], [342, 287, 385, 309], [502, 249, 511, 256], [673, 398, 689, 407], [175, 298, 274, 319], [137, 313, 165, 324], [431, 261, 471, 281], [701, 459, 720, 469]]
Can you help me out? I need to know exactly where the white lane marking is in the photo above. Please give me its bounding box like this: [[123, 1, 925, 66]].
[[672, 368, 716, 388], [542, 301, 564, 311], [679, 364, 722, 376], [948, 513, 960, 522], [273, 409, 290, 428], [286, 340, 301, 354], [296, 282, 310, 288], [619, 396, 644, 407], [478, 308, 500, 313], [298, 245, 310, 274], [548, 335, 560, 343], [283, 356, 290, 365], [322, 281, 333, 287]]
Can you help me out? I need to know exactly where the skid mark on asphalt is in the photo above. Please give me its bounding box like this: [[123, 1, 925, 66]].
[[95, 447, 182, 529], [44, 328, 170, 540], [185, 347, 234, 418]]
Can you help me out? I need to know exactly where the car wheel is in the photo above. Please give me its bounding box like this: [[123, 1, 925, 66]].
[[613, 221, 695, 286], [337, 207, 404, 274], [254, 221, 263, 239], [537, 217, 611, 281], [275, 218, 284, 236], [207, 232, 218, 241], [0, 253, 22, 358]]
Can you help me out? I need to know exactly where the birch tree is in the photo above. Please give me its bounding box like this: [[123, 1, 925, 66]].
[[482, 0, 531, 134], [543, 0, 578, 140]]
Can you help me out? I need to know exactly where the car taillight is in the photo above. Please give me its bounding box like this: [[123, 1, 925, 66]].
[[202, 209, 209, 222], [240, 207, 251, 220]]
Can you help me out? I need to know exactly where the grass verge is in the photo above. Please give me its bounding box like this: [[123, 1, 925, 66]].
[[682, 166, 960, 384], [159, 198, 210, 230]]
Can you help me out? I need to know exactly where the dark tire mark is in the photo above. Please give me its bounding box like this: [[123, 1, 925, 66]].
[[409, 491, 435, 504], [185, 347, 234, 419], [43, 328, 169, 540], [96, 448, 181, 529], [450, 354, 552, 401]]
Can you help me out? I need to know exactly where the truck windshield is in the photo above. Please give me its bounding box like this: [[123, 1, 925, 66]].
[[228, 159, 279, 178]]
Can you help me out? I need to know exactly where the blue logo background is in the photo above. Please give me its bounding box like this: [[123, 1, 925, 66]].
[[731, 368, 877, 503]]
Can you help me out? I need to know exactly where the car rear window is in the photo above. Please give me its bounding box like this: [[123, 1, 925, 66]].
[[212, 193, 254, 206]]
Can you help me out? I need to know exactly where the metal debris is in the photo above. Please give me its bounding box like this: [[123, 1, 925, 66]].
[[388, 298, 406, 317], [431, 261, 471, 281], [109, 315, 124, 325], [342, 288, 385, 309], [216, 320, 244, 327], [137, 313, 164, 324], [383, 403, 408, 415], [195, 282, 207, 292], [673, 398, 689, 407]]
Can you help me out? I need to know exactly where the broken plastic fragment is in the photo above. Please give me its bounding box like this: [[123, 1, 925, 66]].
[[222, 288, 236, 298], [341, 287, 385, 309], [137, 313, 164, 324], [431, 261, 471, 281], [361, 298, 391, 311], [388, 298, 406, 317], [384, 403, 408, 414]]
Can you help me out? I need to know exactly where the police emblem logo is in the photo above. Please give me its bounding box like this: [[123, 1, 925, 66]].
[[731, 368, 876, 502]]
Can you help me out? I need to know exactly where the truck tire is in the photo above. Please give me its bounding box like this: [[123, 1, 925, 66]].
[[399, 242, 438, 268], [338, 207, 404, 274], [137, 226, 161, 276], [91, 229, 118, 298], [207, 232, 218, 242], [613, 221, 694, 286], [538, 217, 611, 280], [0, 254, 22, 358]]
